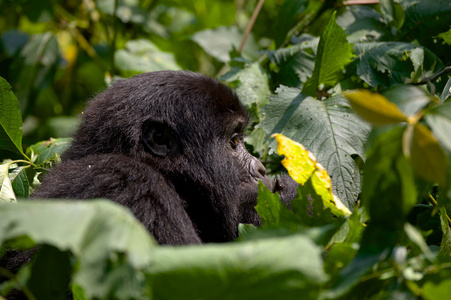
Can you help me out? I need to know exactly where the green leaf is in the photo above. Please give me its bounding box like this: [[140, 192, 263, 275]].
[[273, 134, 351, 218], [266, 37, 317, 87], [0, 200, 156, 299], [399, 0, 451, 61], [422, 278, 451, 300], [255, 182, 294, 226], [379, 0, 395, 24], [363, 126, 417, 226], [302, 12, 354, 97], [403, 123, 448, 186], [148, 234, 328, 300], [383, 85, 430, 116], [353, 42, 440, 88], [27, 245, 71, 300], [336, 5, 391, 44], [0, 161, 16, 202], [344, 89, 408, 126], [25, 137, 71, 165], [220, 62, 270, 109], [424, 101, 451, 152], [192, 26, 259, 63], [439, 77, 451, 102], [273, 0, 309, 47], [15, 33, 59, 116], [115, 39, 181, 76], [0, 77, 23, 156], [438, 207, 451, 257], [262, 87, 370, 210], [10, 165, 30, 198]]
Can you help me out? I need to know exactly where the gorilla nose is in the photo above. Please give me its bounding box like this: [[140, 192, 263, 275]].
[[250, 159, 267, 180]]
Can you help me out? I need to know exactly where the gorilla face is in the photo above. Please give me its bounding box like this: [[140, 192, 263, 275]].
[[32, 71, 297, 244]]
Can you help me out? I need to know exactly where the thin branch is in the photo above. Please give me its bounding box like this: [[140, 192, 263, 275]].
[[238, 0, 265, 53], [343, 0, 380, 5]]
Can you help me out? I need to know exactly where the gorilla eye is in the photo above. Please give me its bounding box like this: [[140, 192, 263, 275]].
[[230, 133, 240, 149]]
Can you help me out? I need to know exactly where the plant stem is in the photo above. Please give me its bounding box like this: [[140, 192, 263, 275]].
[[238, 0, 265, 53]]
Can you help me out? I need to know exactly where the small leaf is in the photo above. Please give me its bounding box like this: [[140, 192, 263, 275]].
[[345, 90, 408, 126], [0, 161, 16, 202], [272, 134, 351, 217], [0, 77, 24, 156], [403, 123, 447, 186], [302, 11, 355, 97]]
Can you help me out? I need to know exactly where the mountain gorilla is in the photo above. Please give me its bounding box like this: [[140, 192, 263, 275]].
[[31, 71, 297, 244]]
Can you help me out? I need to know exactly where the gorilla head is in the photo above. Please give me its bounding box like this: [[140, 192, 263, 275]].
[[33, 71, 297, 244]]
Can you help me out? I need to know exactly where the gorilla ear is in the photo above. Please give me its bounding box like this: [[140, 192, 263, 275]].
[[142, 121, 179, 157]]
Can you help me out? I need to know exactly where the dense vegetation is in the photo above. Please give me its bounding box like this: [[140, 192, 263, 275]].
[[1, 0, 451, 299]]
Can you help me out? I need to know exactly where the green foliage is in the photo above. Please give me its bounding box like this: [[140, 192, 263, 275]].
[[1, 0, 451, 299]]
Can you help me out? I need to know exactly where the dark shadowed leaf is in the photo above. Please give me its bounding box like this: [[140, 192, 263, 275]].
[[0, 77, 23, 156], [273, 0, 309, 47], [353, 42, 441, 88]]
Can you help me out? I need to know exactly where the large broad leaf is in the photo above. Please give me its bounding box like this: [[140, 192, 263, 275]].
[[115, 39, 181, 76], [0, 200, 156, 299], [192, 26, 259, 63], [353, 42, 441, 88], [302, 12, 354, 97], [0, 77, 23, 156], [262, 86, 370, 210], [148, 234, 327, 300]]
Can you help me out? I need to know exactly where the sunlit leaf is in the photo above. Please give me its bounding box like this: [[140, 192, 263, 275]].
[[272, 134, 351, 217], [345, 89, 408, 126], [403, 123, 447, 186], [262, 87, 369, 210], [0, 161, 16, 202]]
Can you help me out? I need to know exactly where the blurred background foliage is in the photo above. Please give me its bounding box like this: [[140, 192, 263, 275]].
[[0, 0, 307, 147]]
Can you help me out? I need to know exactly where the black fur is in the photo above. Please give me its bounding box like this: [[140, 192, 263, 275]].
[[28, 71, 298, 244]]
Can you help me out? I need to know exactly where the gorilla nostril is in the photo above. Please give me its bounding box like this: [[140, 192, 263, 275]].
[[251, 159, 267, 179]]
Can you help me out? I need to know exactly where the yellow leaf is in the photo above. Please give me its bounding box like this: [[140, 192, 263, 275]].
[[403, 123, 447, 186], [345, 90, 408, 126], [272, 134, 351, 217]]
